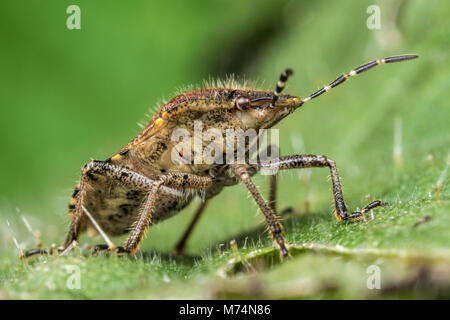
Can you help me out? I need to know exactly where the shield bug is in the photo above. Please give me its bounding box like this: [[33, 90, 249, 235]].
[[24, 54, 418, 259]]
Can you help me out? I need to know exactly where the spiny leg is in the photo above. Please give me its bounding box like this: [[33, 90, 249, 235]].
[[231, 163, 289, 258], [24, 172, 89, 258], [23, 160, 195, 258], [66, 170, 212, 256], [63, 161, 163, 255], [266, 170, 295, 216], [92, 244, 110, 255], [122, 179, 163, 255], [258, 154, 387, 220], [122, 172, 212, 256], [23, 248, 51, 258], [258, 144, 293, 216], [268, 171, 295, 216], [255, 143, 281, 213], [91, 171, 212, 256], [298, 54, 418, 105], [172, 200, 209, 255], [62, 174, 89, 250], [267, 173, 294, 215], [269, 174, 277, 212]]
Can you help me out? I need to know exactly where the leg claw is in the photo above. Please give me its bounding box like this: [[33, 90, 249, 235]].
[[342, 200, 387, 221], [23, 245, 65, 259], [92, 244, 130, 256]]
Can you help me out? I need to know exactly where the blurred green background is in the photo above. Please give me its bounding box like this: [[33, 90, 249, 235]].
[[0, 0, 449, 299]]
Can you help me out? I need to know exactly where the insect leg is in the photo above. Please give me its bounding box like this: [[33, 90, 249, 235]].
[[268, 172, 294, 215], [23, 248, 50, 258], [62, 171, 91, 250], [23, 160, 184, 258], [172, 200, 209, 255], [299, 54, 418, 105], [23, 173, 89, 258], [92, 244, 110, 255], [253, 143, 281, 213], [231, 163, 289, 258], [63, 160, 167, 254], [123, 172, 212, 255], [122, 179, 163, 255], [258, 154, 387, 220]]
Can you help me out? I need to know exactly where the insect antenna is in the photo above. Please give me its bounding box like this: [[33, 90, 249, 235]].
[[270, 68, 294, 107], [298, 54, 418, 106]]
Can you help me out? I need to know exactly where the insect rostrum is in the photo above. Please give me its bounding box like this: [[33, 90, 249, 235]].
[[24, 54, 418, 259]]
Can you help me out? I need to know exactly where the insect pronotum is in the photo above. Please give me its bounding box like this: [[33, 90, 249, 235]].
[[24, 54, 418, 259]]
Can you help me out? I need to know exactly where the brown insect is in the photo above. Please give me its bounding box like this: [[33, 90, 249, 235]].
[[25, 54, 418, 259]]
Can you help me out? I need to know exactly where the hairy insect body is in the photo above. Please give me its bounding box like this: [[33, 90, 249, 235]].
[[72, 89, 274, 237], [24, 54, 417, 258]]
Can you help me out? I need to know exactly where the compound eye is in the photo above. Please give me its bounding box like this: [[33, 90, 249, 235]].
[[235, 95, 250, 110]]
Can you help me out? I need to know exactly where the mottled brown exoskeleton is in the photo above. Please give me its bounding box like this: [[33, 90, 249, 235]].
[[25, 54, 418, 259]]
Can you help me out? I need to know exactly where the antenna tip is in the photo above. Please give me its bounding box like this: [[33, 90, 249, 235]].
[[384, 54, 419, 64]]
